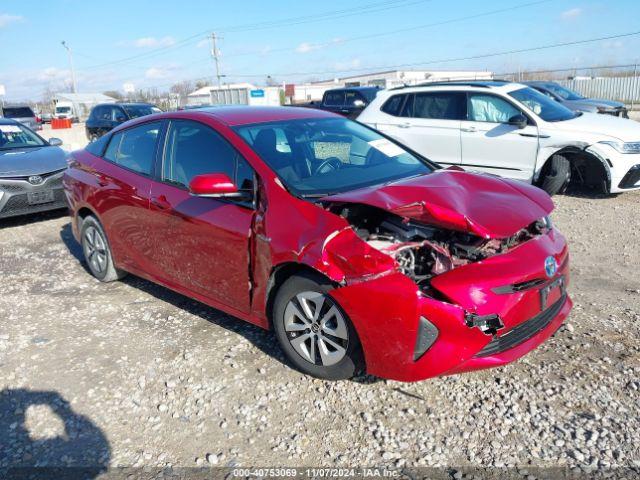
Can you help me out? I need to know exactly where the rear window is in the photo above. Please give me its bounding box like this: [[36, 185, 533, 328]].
[[122, 105, 157, 119], [2, 107, 34, 118]]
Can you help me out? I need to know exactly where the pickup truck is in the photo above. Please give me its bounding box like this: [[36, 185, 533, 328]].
[[297, 86, 381, 119]]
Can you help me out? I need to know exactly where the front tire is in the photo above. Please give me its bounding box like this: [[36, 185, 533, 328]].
[[80, 216, 126, 282], [273, 273, 363, 380], [538, 154, 570, 196]]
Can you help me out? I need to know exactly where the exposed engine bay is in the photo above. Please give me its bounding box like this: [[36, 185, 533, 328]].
[[326, 203, 549, 287]]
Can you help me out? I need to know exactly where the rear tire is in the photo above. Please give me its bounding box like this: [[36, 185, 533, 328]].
[[538, 154, 570, 196], [80, 216, 126, 282], [272, 272, 364, 380]]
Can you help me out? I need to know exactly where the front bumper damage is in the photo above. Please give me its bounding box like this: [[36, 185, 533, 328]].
[[330, 228, 571, 382]]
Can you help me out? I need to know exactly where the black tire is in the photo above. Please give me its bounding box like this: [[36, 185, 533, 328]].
[[272, 272, 364, 380], [80, 216, 126, 282], [538, 154, 571, 196]]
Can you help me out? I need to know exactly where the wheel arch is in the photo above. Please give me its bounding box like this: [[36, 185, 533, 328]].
[[265, 262, 338, 329], [536, 145, 611, 193]]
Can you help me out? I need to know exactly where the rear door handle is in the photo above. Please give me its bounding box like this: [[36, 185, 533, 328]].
[[398, 122, 412, 129], [151, 195, 171, 210], [461, 126, 477, 132]]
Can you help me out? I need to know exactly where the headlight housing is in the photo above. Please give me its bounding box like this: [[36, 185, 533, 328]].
[[598, 141, 640, 154]]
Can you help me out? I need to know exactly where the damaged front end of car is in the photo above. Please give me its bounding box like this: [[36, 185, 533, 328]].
[[307, 172, 572, 381]]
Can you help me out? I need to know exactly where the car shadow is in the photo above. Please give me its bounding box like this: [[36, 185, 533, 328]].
[[0, 388, 111, 478], [562, 183, 618, 199], [58, 223, 384, 383], [0, 209, 68, 229], [58, 223, 288, 370]]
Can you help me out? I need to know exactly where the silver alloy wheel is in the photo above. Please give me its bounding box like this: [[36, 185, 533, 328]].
[[83, 225, 108, 275], [283, 291, 349, 366]]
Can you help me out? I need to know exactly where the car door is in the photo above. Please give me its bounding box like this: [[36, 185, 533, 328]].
[[459, 92, 539, 181], [147, 119, 255, 313], [92, 121, 161, 273], [375, 91, 464, 166]]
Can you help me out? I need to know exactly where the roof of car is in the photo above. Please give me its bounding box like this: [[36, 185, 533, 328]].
[[190, 106, 338, 126], [382, 80, 526, 96], [523, 81, 554, 87], [332, 86, 381, 91]]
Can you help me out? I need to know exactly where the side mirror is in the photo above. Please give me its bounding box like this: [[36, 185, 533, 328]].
[[508, 114, 528, 129], [353, 99, 366, 108], [49, 138, 63, 146], [189, 173, 241, 198]]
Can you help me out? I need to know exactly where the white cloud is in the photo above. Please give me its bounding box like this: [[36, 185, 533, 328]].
[[0, 13, 23, 28], [144, 64, 180, 80], [561, 7, 583, 20], [295, 38, 344, 54], [121, 36, 176, 48], [332, 58, 363, 71], [295, 42, 321, 54]]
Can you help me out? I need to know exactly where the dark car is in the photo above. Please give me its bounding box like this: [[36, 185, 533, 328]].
[[524, 81, 628, 118], [85, 103, 162, 141], [63, 106, 571, 381], [298, 86, 380, 119], [0, 119, 68, 219]]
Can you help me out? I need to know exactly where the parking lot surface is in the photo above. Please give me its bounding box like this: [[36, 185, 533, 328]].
[[0, 191, 639, 471]]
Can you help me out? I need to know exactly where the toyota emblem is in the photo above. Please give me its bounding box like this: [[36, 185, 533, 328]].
[[28, 175, 44, 185]]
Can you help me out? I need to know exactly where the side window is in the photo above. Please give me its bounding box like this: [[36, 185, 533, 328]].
[[381, 94, 405, 116], [163, 120, 253, 191], [103, 122, 160, 175], [468, 94, 522, 123], [112, 107, 126, 122], [324, 91, 345, 106], [412, 92, 465, 120], [344, 91, 365, 107]]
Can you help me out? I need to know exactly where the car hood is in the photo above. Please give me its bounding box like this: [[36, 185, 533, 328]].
[[551, 112, 640, 142], [323, 170, 553, 239], [564, 98, 625, 111], [0, 146, 67, 176]]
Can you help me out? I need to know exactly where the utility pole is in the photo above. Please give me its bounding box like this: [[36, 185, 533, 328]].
[[61, 41, 77, 93], [210, 33, 223, 89]]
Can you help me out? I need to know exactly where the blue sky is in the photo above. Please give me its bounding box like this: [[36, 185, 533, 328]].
[[1, 0, 639, 101]]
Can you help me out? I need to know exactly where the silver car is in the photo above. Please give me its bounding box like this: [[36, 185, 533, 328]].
[[0, 119, 68, 219], [1, 104, 42, 131], [525, 81, 629, 118]]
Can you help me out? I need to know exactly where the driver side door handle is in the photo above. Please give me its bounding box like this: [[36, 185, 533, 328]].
[[461, 126, 477, 133], [398, 122, 412, 129]]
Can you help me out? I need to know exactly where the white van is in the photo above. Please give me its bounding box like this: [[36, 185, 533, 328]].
[[54, 101, 79, 122]]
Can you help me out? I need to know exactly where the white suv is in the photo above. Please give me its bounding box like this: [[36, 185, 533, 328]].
[[358, 81, 640, 195]]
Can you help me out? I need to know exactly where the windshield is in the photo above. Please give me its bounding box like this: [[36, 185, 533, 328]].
[[544, 83, 585, 101], [0, 123, 47, 150], [55, 106, 71, 113], [235, 117, 434, 197], [2, 107, 34, 118], [509, 87, 578, 122], [123, 105, 157, 119]]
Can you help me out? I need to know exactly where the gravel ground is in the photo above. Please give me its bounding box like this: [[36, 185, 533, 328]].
[[0, 190, 639, 476]]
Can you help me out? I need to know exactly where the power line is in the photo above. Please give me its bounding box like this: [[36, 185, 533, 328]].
[[76, 0, 428, 72], [223, 30, 640, 78], [140, 30, 640, 91], [222, 0, 553, 59], [100, 0, 554, 83]]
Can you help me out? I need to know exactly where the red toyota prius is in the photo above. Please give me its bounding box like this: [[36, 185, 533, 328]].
[[63, 107, 571, 381]]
